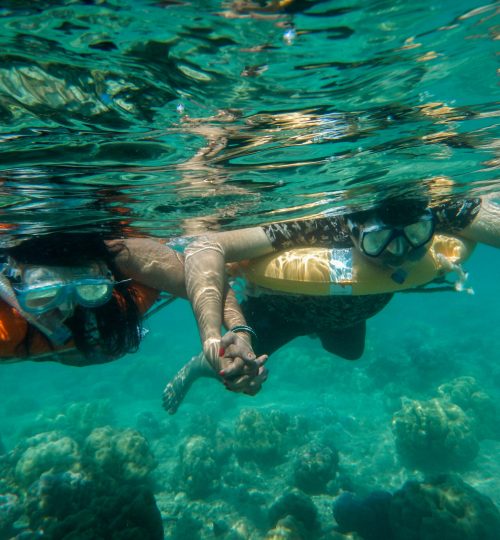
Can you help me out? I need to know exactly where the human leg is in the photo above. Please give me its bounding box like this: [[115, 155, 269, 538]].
[[317, 321, 366, 360]]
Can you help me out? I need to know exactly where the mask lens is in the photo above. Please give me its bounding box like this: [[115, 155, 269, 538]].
[[362, 229, 393, 256], [75, 282, 113, 306], [386, 236, 406, 256], [404, 219, 434, 247], [13, 264, 115, 312], [22, 286, 62, 312]]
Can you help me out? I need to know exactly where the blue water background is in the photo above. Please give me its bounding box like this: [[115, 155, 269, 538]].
[[0, 0, 499, 537], [1, 244, 499, 537]]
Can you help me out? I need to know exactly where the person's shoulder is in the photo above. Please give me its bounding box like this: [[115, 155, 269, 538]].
[[263, 214, 351, 248], [431, 197, 481, 231]]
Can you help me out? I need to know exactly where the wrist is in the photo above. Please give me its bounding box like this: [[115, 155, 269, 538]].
[[203, 336, 222, 365], [230, 325, 258, 345]]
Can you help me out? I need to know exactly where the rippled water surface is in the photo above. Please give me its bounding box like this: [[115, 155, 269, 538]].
[[0, 0, 498, 241]]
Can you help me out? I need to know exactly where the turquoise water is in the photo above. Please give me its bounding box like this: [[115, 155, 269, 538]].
[[0, 0, 498, 238], [0, 1, 499, 539]]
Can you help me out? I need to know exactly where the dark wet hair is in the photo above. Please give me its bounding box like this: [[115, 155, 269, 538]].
[[6, 233, 142, 362], [348, 197, 430, 227]]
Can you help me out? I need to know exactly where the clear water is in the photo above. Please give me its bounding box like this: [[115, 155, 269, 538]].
[[0, 1, 499, 539]]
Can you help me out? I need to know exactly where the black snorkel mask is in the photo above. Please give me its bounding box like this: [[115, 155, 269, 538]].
[[347, 209, 435, 258], [347, 209, 435, 284]]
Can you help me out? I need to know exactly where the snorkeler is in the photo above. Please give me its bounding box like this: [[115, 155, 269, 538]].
[[0, 233, 265, 390], [162, 193, 500, 413]]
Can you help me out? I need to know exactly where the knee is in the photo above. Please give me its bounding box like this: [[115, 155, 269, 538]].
[[339, 347, 364, 361], [320, 335, 365, 361]]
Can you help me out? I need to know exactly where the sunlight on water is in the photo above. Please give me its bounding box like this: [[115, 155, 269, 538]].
[[0, 0, 498, 240]]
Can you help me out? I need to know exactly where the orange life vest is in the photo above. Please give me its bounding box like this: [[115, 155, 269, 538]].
[[0, 282, 159, 360]]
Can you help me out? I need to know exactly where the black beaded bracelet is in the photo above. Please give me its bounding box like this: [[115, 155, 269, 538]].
[[230, 325, 258, 343]]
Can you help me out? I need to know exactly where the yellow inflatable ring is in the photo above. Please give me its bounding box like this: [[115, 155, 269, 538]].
[[242, 234, 475, 296]]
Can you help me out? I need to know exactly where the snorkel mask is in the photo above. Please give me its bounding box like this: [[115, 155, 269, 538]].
[[14, 263, 115, 314], [0, 259, 117, 345], [347, 210, 435, 258]]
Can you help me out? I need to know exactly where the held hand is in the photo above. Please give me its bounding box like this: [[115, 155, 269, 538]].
[[202, 332, 256, 374], [220, 348, 269, 395], [218, 330, 258, 376], [203, 330, 269, 395], [202, 328, 257, 369], [216, 331, 269, 395]]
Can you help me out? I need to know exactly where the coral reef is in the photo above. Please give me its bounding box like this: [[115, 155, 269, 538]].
[[0, 491, 23, 539], [158, 407, 323, 537], [14, 431, 81, 487], [438, 376, 500, 440], [389, 474, 500, 540], [25, 471, 163, 540], [160, 491, 260, 540], [268, 489, 320, 537], [264, 515, 304, 539], [82, 426, 157, 482], [234, 409, 288, 465], [233, 408, 308, 467], [292, 441, 339, 494], [175, 435, 219, 498], [157, 400, 499, 539], [0, 427, 161, 539], [391, 397, 479, 470], [1, 372, 498, 540], [332, 476, 500, 540]]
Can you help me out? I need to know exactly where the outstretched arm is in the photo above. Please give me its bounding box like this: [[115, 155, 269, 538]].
[[105, 238, 188, 297], [459, 194, 500, 248], [109, 236, 270, 398], [107, 237, 267, 389], [184, 227, 273, 365]]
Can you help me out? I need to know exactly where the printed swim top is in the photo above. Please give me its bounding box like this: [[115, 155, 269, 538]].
[[263, 198, 481, 250]]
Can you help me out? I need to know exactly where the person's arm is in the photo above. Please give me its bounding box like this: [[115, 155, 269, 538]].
[[105, 238, 188, 297], [110, 236, 268, 393], [184, 227, 273, 365], [219, 284, 268, 389], [458, 194, 500, 248], [107, 236, 264, 371]]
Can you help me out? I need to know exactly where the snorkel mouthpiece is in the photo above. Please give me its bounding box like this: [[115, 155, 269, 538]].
[[35, 312, 72, 345], [390, 268, 408, 284]]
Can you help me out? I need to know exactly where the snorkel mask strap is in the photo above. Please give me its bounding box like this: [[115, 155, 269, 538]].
[[0, 273, 72, 346], [346, 217, 358, 238]]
